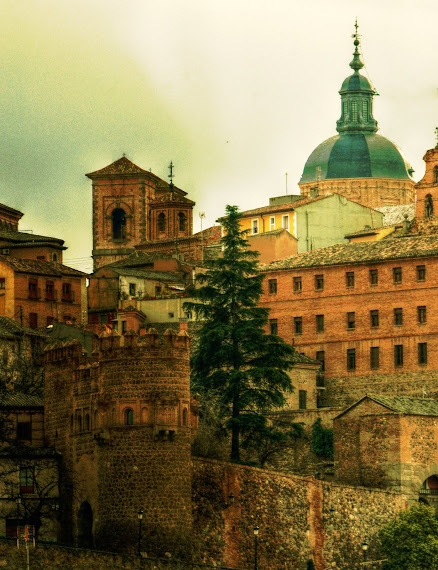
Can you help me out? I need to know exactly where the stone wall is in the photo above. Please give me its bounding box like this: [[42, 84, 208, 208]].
[[192, 458, 407, 570]]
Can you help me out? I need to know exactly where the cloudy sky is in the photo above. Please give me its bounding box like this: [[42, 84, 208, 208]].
[[0, 0, 437, 272]]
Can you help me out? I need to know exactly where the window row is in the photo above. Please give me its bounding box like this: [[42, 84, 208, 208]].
[[157, 211, 187, 233], [252, 214, 289, 235], [29, 313, 74, 329], [27, 279, 74, 302], [270, 306, 428, 335], [345, 343, 428, 371], [267, 264, 427, 294]]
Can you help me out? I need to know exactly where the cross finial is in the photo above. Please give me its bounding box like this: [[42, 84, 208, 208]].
[[168, 161, 175, 191], [353, 18, 359, 41]]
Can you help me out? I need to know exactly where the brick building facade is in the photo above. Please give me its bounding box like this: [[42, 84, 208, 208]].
[[86, 157, 195, 270]]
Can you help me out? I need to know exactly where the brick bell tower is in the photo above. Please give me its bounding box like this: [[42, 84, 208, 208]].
[[415, 132, 438, 224], [87, 157, 195, 270]]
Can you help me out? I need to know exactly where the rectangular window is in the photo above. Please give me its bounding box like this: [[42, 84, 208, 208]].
[[46, 316, 54, 326], [121, 320, 127, 334], [394, 308, 403, 326], [0, 278, 5, 289], [347, 312, 355, 330], [29, 313, 38, 329], [370, 346, 380, 370], [129, 283, 136, 296], [393, 267, 402, 284], [394, 344, 404, 367], [370, 310, 379, 328], [45, 280, 55, 300], [417, 305, 427, 324], [62, 282, 72, 301], [316, 350, 325, 372], [19, 467, 34, 494], [369, 269, 378, 285], [269, 216, 275, 231], [346, 271, 355, 288], [418, 342, 428, 365], [17, 422, 32, 442], [293, 276, 302, 292], [269, 319, 278, 335], [282, 215, 289, 230], [316, 314, 324, 332], [294, 317, 302, 334], [251, 219, 259, 235], [417, 265, 426, 282], [268, 279, 277, 294], [347, 348, 356, 371], [315, 274, 324, 291], [155, 285, 161, 297], [28, 278, 39, 299], [298, 390, 307, 410]]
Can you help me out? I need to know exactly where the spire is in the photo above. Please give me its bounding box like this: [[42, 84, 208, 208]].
[[349, 19, 364, 72], [336, 22, 378, 135]]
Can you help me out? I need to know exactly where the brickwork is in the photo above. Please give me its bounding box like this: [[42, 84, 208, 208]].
[[87, 158, 195, 270], [43, 329, 197, 556], [259, 246, 438, 380], [299, 177, 415, 210]]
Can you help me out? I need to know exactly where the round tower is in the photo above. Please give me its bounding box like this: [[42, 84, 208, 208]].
[[44, 329, 197, 558]]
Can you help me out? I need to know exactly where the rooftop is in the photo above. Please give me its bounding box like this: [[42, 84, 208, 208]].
[[260, 235, 438, 271], [0, 316, 47, 339], [337, 395, 438, 419], [0, 256, 86, 277]]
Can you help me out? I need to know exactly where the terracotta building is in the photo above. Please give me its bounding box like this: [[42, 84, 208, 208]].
[[86, 157, 195, 270], [298, 29, 414, 209]]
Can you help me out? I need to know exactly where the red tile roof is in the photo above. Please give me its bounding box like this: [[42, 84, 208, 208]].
[[0, 256, 86, 277]]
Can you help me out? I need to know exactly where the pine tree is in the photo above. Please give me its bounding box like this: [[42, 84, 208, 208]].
[[184, 205, 296, 463]]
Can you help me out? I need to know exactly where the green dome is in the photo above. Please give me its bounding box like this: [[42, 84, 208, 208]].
[[340, 73, 374, 94], [299, 133, 414, 183]]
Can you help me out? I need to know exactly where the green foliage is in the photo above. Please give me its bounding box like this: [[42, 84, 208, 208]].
[[184, 205, 297, 463], [241, 415, 305, 468], [310, 418, 333, 459], [379, 503, 438, 569]]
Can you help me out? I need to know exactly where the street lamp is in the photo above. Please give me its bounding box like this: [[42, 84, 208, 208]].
[[137, 509, 143, 557], [362, 540, 368, 563], [253, 525, 259, 570]]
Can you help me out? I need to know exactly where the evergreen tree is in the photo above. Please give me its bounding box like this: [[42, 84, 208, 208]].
[[184, 205, 296, 463]]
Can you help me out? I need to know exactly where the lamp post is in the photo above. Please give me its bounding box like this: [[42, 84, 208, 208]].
[[253, 526, 259, 570], [362, 540, 368, 563], [137, 509, 143, 557]]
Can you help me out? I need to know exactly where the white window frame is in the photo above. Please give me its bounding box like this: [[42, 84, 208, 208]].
[[282, 215, 289, 230], [251, 219, 259, 235], [269, 216, 275, 231]]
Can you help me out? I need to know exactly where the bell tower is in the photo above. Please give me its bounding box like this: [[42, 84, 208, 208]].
[[415, 130, 438, 223], [87, 157, 195, 270]]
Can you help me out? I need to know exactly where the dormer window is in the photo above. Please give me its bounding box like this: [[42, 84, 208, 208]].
[[112, 208, 126, 239]]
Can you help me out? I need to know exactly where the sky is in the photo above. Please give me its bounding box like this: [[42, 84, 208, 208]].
[[0, 0, 437, 273]]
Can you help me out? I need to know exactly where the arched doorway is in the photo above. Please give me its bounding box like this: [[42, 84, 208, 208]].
[[419, 476, 438, 512], [77, 501, 93, 548]]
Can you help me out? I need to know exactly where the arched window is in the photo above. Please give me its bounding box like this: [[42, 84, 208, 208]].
[[124, 408, 134, 425], [85, 414, 90, 431], [362, 100, 368, 120], [52, 253, 58, 262], [434, 166, 438, 184], [112, 208, 126, 239], [425, 194, 434, 218], [178, 212, 186, 232], [182, 408, 188, 426], [157, 212, 166, 232], [77, 415, 82, 432]]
